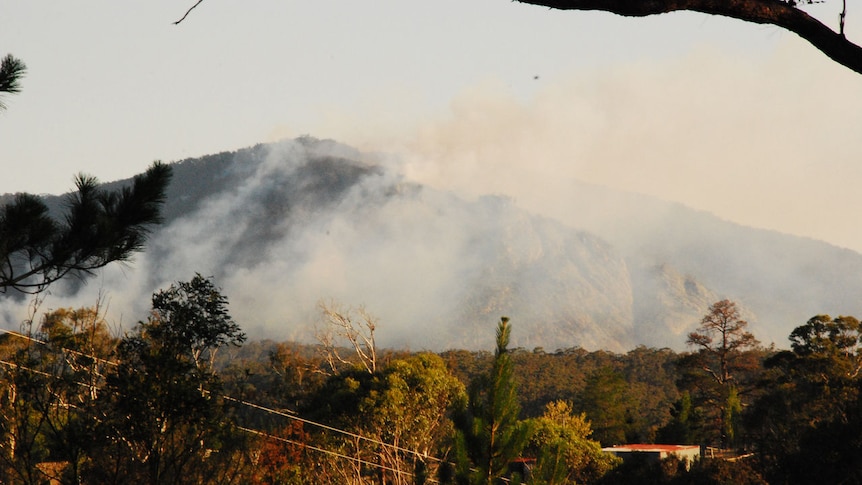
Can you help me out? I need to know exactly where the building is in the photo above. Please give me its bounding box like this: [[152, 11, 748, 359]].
[[602, 444, 701, 469]]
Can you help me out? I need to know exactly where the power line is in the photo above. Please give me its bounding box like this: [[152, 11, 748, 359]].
[[0, 358, 54, 378], [0, 327, 452, 469], [0, 331, 511, 482], [0, 354, 447, 483], [0, 327, 119, 367], [222, 394, 445, 464], [238, 426, 441, 484]]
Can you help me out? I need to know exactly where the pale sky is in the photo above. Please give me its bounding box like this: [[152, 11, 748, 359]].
[[3, 1, 862, 252]]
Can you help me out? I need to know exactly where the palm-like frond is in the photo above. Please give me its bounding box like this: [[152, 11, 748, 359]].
[[0, 54, 27, 110], [0, 162, 172, 294]]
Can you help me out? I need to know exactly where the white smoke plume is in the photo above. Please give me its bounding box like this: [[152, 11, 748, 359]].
[[5, 38, 862, 352]]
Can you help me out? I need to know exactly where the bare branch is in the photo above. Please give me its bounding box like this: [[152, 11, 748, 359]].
[[174, 0, 205, 25], [314, 321, 352, 375], [315, 301, 379, 375], [840, 0, 847, 36]]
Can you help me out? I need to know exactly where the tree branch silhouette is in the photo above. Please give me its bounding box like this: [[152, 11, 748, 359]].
[[173, 0, 862, 74], [516, 0, 862, 74], [174, 0, 205, 25]]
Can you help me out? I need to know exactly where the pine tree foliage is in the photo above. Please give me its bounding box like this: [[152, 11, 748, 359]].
[[0, 162, 172, 294], [454, 317, 531, 485], [0, 54, 26, 110]]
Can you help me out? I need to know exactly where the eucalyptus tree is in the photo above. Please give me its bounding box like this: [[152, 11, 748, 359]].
[[526, 400, 619, 485], [300, 350, 464, 484], [369, 354, 466, 484], [90, 275, 247, 485], [748, 314, 862, 484], [0, 305, 116, 484]]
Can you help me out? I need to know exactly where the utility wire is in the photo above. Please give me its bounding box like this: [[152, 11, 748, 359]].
[[0, 328, 119, 367], [238, 426, 441, 484], [0, 328, 451, 467], [0, 353, 440, 482], [222, 394, 444, 464]]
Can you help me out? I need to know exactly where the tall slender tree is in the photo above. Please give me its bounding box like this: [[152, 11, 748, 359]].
[[454, 317, 531, 485], [682, 300, 760, 449]]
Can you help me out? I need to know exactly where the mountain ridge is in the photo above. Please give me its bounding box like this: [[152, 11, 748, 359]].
[[5, 137, 861, 351]]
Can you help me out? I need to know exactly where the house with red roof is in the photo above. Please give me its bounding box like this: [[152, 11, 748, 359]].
[[602, 444, 701, 469]]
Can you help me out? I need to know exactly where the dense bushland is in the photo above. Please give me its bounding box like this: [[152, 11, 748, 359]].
[[2, 279, 859, 484]]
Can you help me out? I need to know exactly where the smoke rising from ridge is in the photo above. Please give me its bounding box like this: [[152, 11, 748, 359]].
[[6, 134, 646, 351], [320, 40, 862, 254], [5, 40, 862, 351]]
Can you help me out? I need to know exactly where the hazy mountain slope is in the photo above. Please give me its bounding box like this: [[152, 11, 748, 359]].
[[637, 207, 862, 343], [144, 138, 637, 350], [553, 181, 862, 346], [6, 137, 862, 351], [629, 261, 721, 347], [439, 199, 634, 351]]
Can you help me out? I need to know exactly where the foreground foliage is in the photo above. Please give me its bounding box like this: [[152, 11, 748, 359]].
[[3, 297, 862, 483], [1, 162, 172, 294]]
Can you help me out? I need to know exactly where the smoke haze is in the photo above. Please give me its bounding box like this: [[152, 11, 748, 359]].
[[317, 40, 862, 254], [5, 39, 862, 352]]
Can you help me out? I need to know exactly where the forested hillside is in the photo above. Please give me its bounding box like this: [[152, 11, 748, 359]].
[[3, 284, 857, 484]]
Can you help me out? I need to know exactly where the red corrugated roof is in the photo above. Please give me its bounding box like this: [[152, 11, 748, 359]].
[[603, 444, 700, 453]]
